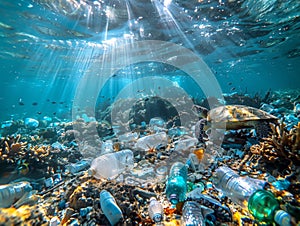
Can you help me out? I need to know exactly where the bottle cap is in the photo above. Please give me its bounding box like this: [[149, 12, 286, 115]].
[[87, 168, 96, 176], [274, 210, 291, 226], [149, 197, 157, 203], [152, 213, 163, 223], [169, 194, 178, 205]]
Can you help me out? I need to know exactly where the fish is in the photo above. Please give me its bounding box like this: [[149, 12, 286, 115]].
[[19, 98, 25, 105], [0, 22, 14, 30], [32, 102, 38, 106]]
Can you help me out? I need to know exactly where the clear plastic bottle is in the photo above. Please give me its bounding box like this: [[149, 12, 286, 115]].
[[0, 181, 32, 208], [67, 159, 91, 174], [165, 162, 188, 204], [100, 190, 123, 226], [149, 117, 166, 132], [101, 140, 114, 154], [89, 149, 134, 179], [181, 201, 205, 226], [135, 132, 168, 151], [213, 166, 265, 206], [148, 197, 164, 223], [174, 137, 198, 152]]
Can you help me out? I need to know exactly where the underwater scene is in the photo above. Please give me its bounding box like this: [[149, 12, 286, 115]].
[[1, 0, 300, 225]]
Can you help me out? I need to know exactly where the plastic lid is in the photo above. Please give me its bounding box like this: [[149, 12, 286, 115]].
[[169, 194, 178, 205], [149, 197, 157, 203], [152, 213, 163, 223], [274, 210, 291, 226], [87, 168, 96, 176]]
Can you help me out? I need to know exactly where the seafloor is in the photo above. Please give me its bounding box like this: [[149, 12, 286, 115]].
[[0, 89, 299, 226]]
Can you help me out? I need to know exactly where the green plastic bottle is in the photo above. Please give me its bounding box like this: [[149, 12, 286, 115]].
[[248, 190, 292, 225]]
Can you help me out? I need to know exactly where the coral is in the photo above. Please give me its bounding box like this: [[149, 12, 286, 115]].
[[249, 122, 300, 166]]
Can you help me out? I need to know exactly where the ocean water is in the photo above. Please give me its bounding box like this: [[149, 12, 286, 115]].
[[0, 0, 299, 123], [0, 1, 300, 224]]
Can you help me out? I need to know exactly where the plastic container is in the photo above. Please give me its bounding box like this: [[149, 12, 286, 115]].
[[213, 166, 265, 206], [89, 149, 134, 179], [181, 201, 205, 226], [135, 132, 168, 151], [165, 162, 188, 204], [149, 117, 166, 132], [101, 140, 114, 154], [174, 137, 198, 152], [100, 190, 123, 225], [148, 197, 164, 223], [0, 181, 32, 208], [248, 189, 291, 226], [67, 159, 91, 174]]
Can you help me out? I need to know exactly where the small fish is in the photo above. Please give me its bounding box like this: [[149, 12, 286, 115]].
[[32, 102, 38, 106], [231, 87, 236, 91], [19, 98, 25, 105], [53, 112, 56, 115], [51, 101, 56, 104], [37, 112, 42, 115], [228, 82, 232, 86], [59, 101, 64, 104]]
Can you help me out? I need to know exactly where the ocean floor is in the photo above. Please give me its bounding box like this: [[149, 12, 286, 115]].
[[0, 90, 300, 225]]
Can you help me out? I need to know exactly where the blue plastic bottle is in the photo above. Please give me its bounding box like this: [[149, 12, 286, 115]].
[[165, 162, 188, 204], [100, 190, 123, 225]]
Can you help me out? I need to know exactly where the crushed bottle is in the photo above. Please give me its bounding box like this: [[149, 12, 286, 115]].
[[0, 181, 33, 208], [135, 132, 168, 151], [89, 149, 134, 179]]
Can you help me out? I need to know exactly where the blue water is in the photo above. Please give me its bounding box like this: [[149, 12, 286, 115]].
[[0, 0, 300, 122]]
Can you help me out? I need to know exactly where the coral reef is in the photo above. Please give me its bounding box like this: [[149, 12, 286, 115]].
[[250, 122, 300, 165]]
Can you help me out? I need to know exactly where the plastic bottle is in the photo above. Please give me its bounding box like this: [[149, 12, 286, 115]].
[[101, 140, 114, 154], [118, 132, 139, 143], [174, 137, 198, 152], [0, 181, 32, 208], [149, 117, 166, 132], [135, 132, 168, 151], [213, 166, 291, 225], [248, 190, 291, 225], [148, 197, 164, 223], [89, 149, 134, 179], [100, 190, 123, 225], [181, 201, 205, 226], [66, 159, 91, 174], [165, 162, 188, 204], [213, 166, 265, 206]]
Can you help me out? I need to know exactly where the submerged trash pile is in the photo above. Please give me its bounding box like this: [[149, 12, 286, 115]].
[[0, 91, 299, 225]]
